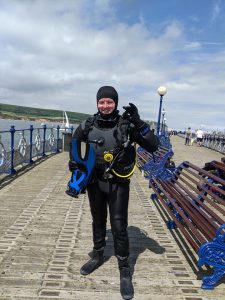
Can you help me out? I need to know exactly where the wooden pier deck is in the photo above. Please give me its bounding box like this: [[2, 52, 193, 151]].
[[0, 136, 224, 300]]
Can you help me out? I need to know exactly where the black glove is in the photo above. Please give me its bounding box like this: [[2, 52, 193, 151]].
[[69, 160, 87, 173], [122, 102, 145, 128], [68, 160, 79, 172]]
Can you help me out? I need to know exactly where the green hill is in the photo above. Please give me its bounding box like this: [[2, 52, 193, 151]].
[[0, 103, 90, 123]]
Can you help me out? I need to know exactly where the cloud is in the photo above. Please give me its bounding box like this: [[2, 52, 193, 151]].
[[0, 0, 224, 131], [211, 0, 222, 23], [184, 42, 201, 49]]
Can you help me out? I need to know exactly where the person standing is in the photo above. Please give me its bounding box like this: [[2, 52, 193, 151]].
[[69, 86, 159, 299], [185, 127, 192, 145], [196, 128, 204, 146]]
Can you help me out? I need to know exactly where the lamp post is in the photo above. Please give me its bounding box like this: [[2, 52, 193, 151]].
[[162, 108, 166, 134], [163, 117, 167, 134], [156, 86, 167, 136]]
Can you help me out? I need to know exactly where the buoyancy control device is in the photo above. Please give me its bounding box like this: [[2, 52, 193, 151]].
[[66, 139, 96, 197]]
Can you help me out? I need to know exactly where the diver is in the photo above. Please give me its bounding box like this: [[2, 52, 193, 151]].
[[68, 86, 159, 300]]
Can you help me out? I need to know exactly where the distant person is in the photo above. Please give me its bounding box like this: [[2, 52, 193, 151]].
[[196, 128, 204, 146], [185, 127, 192, 146]]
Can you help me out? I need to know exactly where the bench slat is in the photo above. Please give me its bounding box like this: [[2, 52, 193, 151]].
[[148, 158, 225, 290]]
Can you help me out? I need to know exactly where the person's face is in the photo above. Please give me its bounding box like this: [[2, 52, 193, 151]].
[[97, 98, 116, 115]]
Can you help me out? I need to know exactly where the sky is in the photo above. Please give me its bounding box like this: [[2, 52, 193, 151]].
[[0, 0, 225, 131]]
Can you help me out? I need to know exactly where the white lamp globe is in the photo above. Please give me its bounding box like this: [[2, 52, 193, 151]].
[[157, 86, 167, 96]]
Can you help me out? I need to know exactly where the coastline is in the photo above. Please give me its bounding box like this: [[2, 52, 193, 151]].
[[0, 113, 62, 123], [0, 113, 84, 125], [0, 104, 89, 124]]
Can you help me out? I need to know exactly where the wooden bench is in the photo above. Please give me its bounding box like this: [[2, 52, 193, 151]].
[[203, 160, 225, 181], [149, 160, 225, 290], [136, 145, 175, 180]]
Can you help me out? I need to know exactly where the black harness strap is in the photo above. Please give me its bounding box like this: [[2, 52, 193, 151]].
[[117, 117, 131, 147], [83, 115, 97, 139], [83, 114, 130, 147]]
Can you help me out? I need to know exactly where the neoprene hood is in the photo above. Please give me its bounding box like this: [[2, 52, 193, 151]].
[[96, 86, 118, 109]]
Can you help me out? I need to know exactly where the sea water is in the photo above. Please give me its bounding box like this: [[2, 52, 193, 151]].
[[0, 118, 57, 131], [0, 118, 78, 150]]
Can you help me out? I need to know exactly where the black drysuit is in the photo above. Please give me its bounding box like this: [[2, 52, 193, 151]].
[[72, 112, 159, 258]]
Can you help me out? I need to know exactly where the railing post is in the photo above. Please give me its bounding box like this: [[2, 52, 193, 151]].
[[56, 125, 60, 153], [29, 125, 34, 163], [10, 125, 16, 174], [42, 124, 47, 157]]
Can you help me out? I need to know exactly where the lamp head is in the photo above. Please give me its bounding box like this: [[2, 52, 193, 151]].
[[157, 86, 167, 96]]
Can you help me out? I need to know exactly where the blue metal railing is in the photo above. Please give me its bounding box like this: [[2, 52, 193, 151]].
[[178, 132, 225, 154], [0, 125, 74, 175], [202, 133, 225, 153]]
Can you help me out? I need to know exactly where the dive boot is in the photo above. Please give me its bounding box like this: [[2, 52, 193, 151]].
[[118, 257, 134, 300], [80, 248, 104, 275]]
